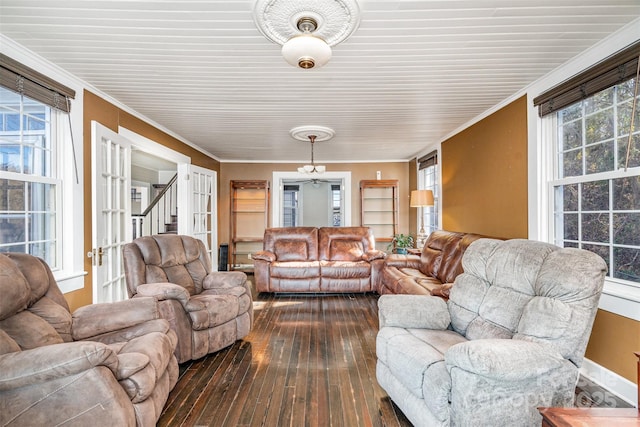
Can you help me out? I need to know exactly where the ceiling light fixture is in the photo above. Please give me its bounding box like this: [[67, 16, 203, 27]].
[[282, 17, 331, 69], [290, 125, 335, 174], [253, 0, 361, 70], [298, 135, 326, 174]]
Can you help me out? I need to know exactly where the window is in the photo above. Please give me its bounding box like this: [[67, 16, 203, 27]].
[[418, 151, 439, 235], [283, 184, 299, 227], [551, 77, 640, 286], [0, 54, 75, 274], [331, 184, 341, 226], [0, 87, 61, 268]]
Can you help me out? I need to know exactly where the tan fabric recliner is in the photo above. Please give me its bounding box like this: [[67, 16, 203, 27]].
[[122, 234, 253, 363], [0, 253, 179, 427]]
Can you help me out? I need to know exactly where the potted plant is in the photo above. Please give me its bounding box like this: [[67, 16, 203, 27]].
[[388, 233, 414, 254]]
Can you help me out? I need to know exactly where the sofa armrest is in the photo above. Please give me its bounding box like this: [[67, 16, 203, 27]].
[[378, 294, 450, 330], [0, 341, 117, 391], [384, 253, 422, 269], [430, 283, 454, 299], [72, 297, 161, 340], [362, 250, 386, 262], [252, 250, 276, 262], [446, 339, 567, 381], [134, 282, 204, 312]]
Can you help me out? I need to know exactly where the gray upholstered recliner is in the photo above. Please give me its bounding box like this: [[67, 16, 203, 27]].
[[0, 253, 179, 427], [122, 234, 253, 363], [376, 238, 607, 427]]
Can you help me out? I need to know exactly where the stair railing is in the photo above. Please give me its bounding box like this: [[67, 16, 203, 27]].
[[132, 173, 178, 239]]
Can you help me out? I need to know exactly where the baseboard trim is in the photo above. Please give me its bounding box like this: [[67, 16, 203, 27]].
[[580, 358, 638, 408]]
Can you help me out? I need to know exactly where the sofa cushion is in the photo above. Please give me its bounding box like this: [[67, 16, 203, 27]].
[[188, 294, 240, 330], [329, 240, 364, 261], [274, 239, 308, 261], [419, 231, 463, 278], [377, 327, 466, 403], [28, 297, 73, 342], [270, 261, 320, 279], [263, 227, 319, 260], [449, 239, 554, 340], [318, 227, 375, 261], [124, 235, 210, 296], [515, 247, 607, 365], [0, 255, 31, 321], [0, 310, 63, 350], [0, 329, 20, 354], [320, 260, 370, 278], [422, 361, 451, 422]]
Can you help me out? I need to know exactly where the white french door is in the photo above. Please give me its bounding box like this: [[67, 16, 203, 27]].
[[178, 164, 218, 269], [91, 121, 131, 303]]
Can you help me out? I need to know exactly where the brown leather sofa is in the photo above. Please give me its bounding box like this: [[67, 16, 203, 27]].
[[122, 234, 253, 363], [253, 227, 386, 293], [379, 230, 485, 297], [0, 253, 179, 427]]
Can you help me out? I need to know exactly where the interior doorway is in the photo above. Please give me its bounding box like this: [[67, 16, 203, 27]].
[[272, 171, 351, 227], [281, 178, 343, 227]]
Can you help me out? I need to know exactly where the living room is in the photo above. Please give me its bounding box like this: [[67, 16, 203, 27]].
[[1, 1, 639, 426]]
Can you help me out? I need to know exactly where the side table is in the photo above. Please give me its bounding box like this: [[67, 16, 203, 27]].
[[538, 407, 639, 426]]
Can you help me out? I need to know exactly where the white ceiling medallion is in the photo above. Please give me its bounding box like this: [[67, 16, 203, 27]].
[[290, 125, 335, 142], [253, 0, 361, 69]]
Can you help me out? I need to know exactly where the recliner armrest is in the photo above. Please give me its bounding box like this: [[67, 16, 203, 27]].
[[0, 341, 117, 391], [384, 253, 421, 269], [203, 271, 247, 290], [134, 283, 204, 312], [72, 297, 161, 340], [446, 339, 567, 381], [431, 283, 454, 299], [362, 250, 386, 262], [252, 250, 276, 262], [378, 294, 450, 329]]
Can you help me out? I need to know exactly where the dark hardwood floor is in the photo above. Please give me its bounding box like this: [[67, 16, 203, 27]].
[[159, 292, 412, 427], [159, 292, 632, 427]]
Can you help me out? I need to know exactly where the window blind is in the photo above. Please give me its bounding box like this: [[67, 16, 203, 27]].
[[0, 53, 76, 113], [418, 150, 437, 170], [533, 40, 640, 117]]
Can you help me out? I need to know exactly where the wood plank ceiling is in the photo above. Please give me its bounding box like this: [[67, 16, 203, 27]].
[[1, 1, 639, 162]]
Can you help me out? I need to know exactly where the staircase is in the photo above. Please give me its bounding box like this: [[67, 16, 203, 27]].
[[132, 174, 178, 239], [163, 214, 178, 234]]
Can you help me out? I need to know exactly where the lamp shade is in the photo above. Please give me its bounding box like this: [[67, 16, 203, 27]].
[[410, 190, 434, 207], [282, 34, 332, 69]]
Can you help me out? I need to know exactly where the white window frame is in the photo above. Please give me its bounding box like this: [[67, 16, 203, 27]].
[[2, 39, 86, 293], [527, 22, 640, 322], [0, 96, 61, 266], [542, 111, 640, 318], [418, 163, 439, 236]]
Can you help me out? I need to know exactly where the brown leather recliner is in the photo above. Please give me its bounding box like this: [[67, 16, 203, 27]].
[[122, 234, 253, 363], [0, 253, 178, 427], [379, 230, 485, 297]]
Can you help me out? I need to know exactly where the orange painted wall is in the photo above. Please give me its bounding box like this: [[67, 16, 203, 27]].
[[64, 90, 220, 311], [586, 310, 640, 384], [440, 95, 528, 238]]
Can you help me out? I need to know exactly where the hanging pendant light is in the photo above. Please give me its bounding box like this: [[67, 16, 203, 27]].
[[298, 135, 326, 174]]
